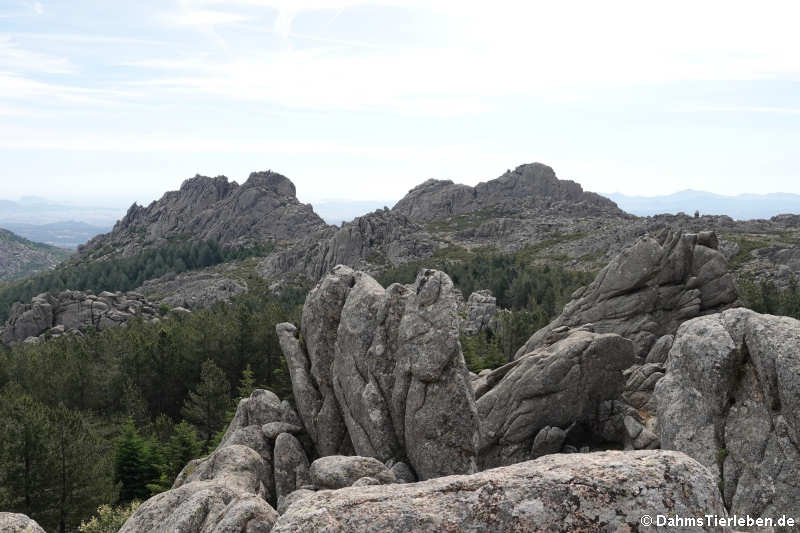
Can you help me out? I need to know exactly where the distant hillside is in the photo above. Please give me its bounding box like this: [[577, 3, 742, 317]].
[[0, 228, 71, 282], [0, 197, 124, 226], [605, 190, 800, 220], [1, 220, 110, 249]]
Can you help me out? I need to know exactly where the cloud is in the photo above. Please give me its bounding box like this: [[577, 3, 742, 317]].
[[163, 8, 250, 26], [0, 35, 75, 74]]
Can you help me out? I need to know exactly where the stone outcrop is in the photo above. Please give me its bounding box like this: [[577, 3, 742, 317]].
[[276, 266, 479, 481], [1, 289, 161, 345], [515, 230, 738, 360], [459, 289, 499, 335], [309, 456, 396, 489], [476, 329, 634, 468], [138, 270, 247, 309], [0, 227, 70, 283], [273, 433, 311, 507], [0, 513, 47, 533], [655, 308, 800, 527], [273, 450, 729, 533], [260, 208, 436, 282], [120, 389, 300, 532], [392, 163, 626, 222], [80, 171, 327, 260]]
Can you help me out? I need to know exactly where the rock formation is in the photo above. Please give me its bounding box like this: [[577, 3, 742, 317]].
[[1, 289, 162, 345], [260, 208, 436, 282], [393, 163, 626, 222], [459, 289, 499, 335], [277, 266, 479, 480], [0, 227, 70, 282], [0, 513, 47, 533], [138, 270, 247, 309], [80, 171, 327, 260], [273, 450, 729, 533], [515, 230, 738, 360], [655, 308, 800, 526], [477, 329, 634, 468]]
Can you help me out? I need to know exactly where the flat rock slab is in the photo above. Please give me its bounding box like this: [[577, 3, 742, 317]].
[[273, 450, 730, 533]]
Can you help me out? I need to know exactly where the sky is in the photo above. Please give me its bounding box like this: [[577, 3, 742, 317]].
[[1, 0, 800, 208]]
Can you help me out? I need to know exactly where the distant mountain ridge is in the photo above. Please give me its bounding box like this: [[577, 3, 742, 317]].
[[1, 221, 110, 250], [605, 189, 800, 220], [0, 228, 71, 282]]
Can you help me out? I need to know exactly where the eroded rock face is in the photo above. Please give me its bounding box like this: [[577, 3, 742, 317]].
[[392, 163, 625, 222], [138, 270, 247, 310], [655, 308, 800, 527], [515, 230, 738, 360], [276, 266, 479, 481], [460, 289, 498, 335], [80, 171, 327, 260], [272, 450, 729, 533], [273, 433, 311, 507], [0, 513, 47, 533], [1, 290, 161, 345], [309, 456, 395, 489], [477, 330, 634, 468]]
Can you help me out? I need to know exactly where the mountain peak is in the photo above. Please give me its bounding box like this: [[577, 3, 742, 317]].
[[244, 170, 296, 198]]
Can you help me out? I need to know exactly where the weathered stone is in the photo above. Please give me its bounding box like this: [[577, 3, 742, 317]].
[[273, 433, 311, 506], [272, 450, 730, 533], [515, 230, 738, 360], [530, 426, 566, 458], [262, 422, 302, 440], [655, 308, 800, 526], [309, 455, 396, 489], [389, 461, 416, 484], [478, 329, 633, 468], [276, 488, 315, 515], [460, 289, 498, 335], [0, 513, 47, 533]]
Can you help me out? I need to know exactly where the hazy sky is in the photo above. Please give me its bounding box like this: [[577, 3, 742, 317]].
[[2, 0, 800, 207]]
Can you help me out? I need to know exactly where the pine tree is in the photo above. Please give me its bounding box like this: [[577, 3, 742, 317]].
[[237, 364, 256, 400], [114, 419, 157, 503], [181, 359, 232, 448]]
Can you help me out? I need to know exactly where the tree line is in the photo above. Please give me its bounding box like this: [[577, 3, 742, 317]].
[[0, 240, 273, 322]]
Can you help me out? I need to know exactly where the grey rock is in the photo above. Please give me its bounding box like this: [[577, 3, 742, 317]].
[[644, 334, 674, 364], [139, 270, 248, 310], [276, 488, 315, 515], [80, 171, 326, 260], [477, 330, 634, 468], [273, 433, 311, 505], [1, 289, 163, 345], [622, 362, 666, 411], [389, 461, 416, 484], [351, 476, 381, 487], [460, 289, 499, 335], [218, 389, 284, 449], [309, 455, 396, 489], [121, 444, 276, 533], [655, 308, 800, 527], [393, 163, 625, 222], [0, 513, 47, 533], [530, 426, 566, 458], [277, 267, 479, 481], [272, 450, 730, 533], [262, 422, 302, 440], [515, 230, 738, 360]]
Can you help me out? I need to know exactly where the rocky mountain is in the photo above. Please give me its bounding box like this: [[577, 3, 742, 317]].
[[0, 228, 71, 282], [109, 231, 799, 531], [393, 162, 627, 222], [78, 171, 327, 261]]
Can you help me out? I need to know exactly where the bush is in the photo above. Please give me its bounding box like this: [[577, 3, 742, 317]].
[[79, 501, 141, 533]]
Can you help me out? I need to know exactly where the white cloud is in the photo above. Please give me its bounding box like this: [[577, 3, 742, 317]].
[[0, 35, 75, 74]]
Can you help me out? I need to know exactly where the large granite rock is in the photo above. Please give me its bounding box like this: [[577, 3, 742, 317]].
[[309, 455, 395, 489], [393, 163, 625, 222], [477, 329, 634, 468], [277, 266, 479, 481], [0, 513, 47, 533], [460, 289, 499, 335], [273, 450, 730, 533], [260, 208, 436, 282], [515, 230, 738, 360], [80, 171, 327, 260], [120, 389, 298, 532], [120, 444, 277, 533], [138, 270, 248, 310], [655, 308, 800, 530], [273, 433, 311, 507], [1, 289, 161, 345]]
